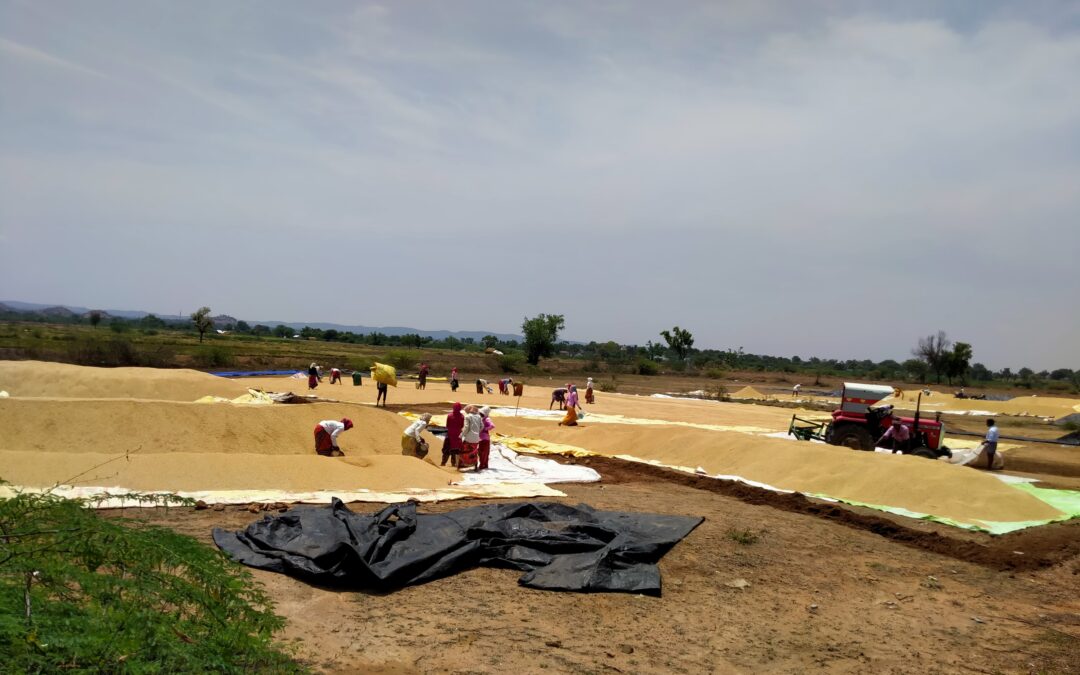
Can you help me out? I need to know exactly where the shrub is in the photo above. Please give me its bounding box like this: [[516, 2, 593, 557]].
[[0, 490, 301, 672], [66, 336, 138, 367], [708, 384, 729, 401], [350, 357, 374, 373], [194, 345, 235, 368], [384, 350, 417, 370], [726, 527, 763, 545], [705, 367, 727, 379], [598, 377, 619, 393], [498, 352, 525, 373], [636, 358, 660, 376]]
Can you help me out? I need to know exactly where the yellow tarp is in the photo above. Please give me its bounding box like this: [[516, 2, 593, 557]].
[[370, 363, 398, 387]]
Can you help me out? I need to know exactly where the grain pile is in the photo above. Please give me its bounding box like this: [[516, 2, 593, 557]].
[[0, 360, 251, 401], [493, 417, 1064, 527], [729, 386, 767, 400], [0, 399, 406, 456], [0, 362, 459, 497]]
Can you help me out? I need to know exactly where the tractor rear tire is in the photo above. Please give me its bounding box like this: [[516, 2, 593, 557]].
[[829, 424, 873, 451], [910, 447, 938, 460]]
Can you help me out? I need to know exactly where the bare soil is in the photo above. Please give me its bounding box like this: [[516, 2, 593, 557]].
[[122, 458, 1080, 675]]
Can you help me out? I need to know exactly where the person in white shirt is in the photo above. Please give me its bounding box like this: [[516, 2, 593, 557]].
[[314, 418, 352, 456], [792, 383, 801, 398], [981, 418, 1000, 469], [459, 405, 484, 469], [401, 413, 432, 458]]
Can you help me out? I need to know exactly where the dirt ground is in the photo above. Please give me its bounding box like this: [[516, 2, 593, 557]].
[[125, 458, 1080, 675]]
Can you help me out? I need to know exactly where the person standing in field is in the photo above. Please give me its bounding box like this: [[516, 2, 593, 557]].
[[585, 378, 595, 404], [417, 362, 430, 390], [376, 381, 388, 407], [308, 363, 321, 391], [314, 418, 352, 456], [450, 367, 460, 392], [478, 406, 495, 470], [442, 402, 464, 467], [401, 413, 432, 459], [459, 405, 483, 470], [981, 418, 1000, 469]]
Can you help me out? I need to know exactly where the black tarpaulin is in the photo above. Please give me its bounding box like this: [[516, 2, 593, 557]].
[[212, 499, 702, 595]]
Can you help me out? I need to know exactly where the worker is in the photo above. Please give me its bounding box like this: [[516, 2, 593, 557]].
[[558, 405, 579, 427], [566, 384, 581, 411], [417, 363, 430, 390], [550, 387, 567, 410], [329, 367, 342, 385], [585, 378, 595, 404], [375, 380, 388, 407], [892, 387, 905, 400], [401, 413, 432, 459], [442, 402, 464, 467], [450, 367, 460, 392], [478, 406, 494, 471], [498, 378, 513, 395], [980, 418, 1000, 470], [792, 383, 801, 398], [459, 405, 483, 470], [314, 418, 352, 456], [307, 362, 321, 391], [876, 419, 911, 454]]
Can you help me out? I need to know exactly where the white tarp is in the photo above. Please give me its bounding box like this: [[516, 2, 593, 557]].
[[452, 443, 600, 487]]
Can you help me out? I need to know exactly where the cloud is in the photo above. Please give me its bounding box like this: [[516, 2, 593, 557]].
[[0, 1, 1077, 369]]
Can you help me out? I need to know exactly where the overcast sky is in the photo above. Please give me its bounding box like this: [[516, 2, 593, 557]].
[[1, 1, 1078, 370]]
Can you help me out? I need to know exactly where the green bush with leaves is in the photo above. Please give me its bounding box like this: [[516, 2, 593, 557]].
[[384, 350, 416, 370], [0, 490, 302, 673], [194, 344, 236, 368], [636, 358, 660, 376], [497, 352, 525, 374]]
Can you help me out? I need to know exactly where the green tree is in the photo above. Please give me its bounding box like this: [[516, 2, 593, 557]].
[[190, 307, 213, 343], [273, 324, 290, 338], [660, 326, 695, 360], [969, 362, 992, 381], [235, 320, 251, 333], [902, 358, 929, 382], [88, 310, 102, 329], [945, 341, 973, 385], [522, 313, 565, 365], [140, 314, 166, 329], [481, 335, 499, 349]]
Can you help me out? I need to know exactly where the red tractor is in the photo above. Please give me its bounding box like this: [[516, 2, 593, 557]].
[[789, 383, 951, 459]]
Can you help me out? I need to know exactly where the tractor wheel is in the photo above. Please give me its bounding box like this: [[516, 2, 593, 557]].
[[910, 447, 938, 460], [829, 424, 873, 451]]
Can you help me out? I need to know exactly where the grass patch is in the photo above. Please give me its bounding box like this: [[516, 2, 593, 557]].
[[0, 489, 303, 673]]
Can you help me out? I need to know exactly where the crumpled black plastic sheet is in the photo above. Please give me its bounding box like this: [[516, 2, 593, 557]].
[[213, 499, 703, 595]]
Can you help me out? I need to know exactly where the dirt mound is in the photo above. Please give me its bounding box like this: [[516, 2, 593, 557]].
[[0, 399, 407, 456], [493, 417, 1064, 527], [729, 386, 767, 399], [0, 360, 251, 401]]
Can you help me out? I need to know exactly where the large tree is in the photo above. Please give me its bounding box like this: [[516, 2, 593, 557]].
[[660, 326, 695, 360], [913, 331, 952, 383], [522, 314, 565, 365], [190, 307, 213, 343], [945, 341, 973, 385]]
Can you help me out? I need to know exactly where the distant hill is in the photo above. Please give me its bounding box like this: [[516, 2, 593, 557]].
[[1, 300, 524, 342]]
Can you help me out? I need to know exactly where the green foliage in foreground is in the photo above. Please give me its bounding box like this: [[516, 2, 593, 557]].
[[0, 490, 303, 674]]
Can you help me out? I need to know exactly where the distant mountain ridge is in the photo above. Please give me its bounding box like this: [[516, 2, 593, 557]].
[[1, 300, 524, 342]]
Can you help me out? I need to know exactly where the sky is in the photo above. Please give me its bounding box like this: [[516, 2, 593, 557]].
[[1, 1, 1078, 371]]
